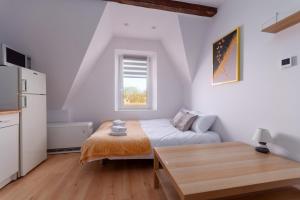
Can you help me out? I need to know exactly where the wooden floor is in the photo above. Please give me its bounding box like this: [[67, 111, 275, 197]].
[[0, 153, 165, 200]]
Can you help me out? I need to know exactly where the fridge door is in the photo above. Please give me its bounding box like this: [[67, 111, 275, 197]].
[[21, 68, 46, 95], [20, 94, 47, 176]]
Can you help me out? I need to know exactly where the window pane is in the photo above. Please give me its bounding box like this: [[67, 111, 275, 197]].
[[123, 77, 147, 106]]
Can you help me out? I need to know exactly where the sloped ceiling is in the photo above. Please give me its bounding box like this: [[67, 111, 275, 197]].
[[0, 0, 107, 110], [0, 0, 221, 116], [63, 2, 112, 108], [108, 2, 192, 83], [178, 15, 212, 80], [64, 2, 213, 109]]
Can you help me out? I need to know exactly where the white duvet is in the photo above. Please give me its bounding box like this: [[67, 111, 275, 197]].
[[108, 119, 221, 160], [140, 119, 221, 148]]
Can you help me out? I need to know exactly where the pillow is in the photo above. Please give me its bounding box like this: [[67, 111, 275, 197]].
[[171, 110, 186, 126], [176, 112, 198, 132], [191, 114, 217, 133]]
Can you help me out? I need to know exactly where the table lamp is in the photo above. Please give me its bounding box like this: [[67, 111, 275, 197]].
[[252, 128, 272, 153]]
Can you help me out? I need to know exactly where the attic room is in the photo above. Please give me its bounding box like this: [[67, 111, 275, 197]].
[[0, 0, 300, 199]]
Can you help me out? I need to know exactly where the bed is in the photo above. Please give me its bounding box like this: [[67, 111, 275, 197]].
[[80, 119, 221, 164]]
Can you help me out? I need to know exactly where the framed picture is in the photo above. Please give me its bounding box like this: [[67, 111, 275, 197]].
[[213, 27, 240, 85]]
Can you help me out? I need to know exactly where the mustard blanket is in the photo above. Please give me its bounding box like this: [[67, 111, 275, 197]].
[[80, 121, 151, 164]]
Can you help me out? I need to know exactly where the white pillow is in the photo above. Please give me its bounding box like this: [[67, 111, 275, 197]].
[[191, 114, 217, 133], [171, 109, 186, 126]]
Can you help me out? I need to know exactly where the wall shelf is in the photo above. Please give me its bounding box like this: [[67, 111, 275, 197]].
[[262, 10, 300, 33]]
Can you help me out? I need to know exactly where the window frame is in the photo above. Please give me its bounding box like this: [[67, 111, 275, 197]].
[[115, 50, 157, 111]]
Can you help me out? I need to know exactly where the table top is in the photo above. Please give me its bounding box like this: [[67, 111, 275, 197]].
[[154, 142, 300, 200]]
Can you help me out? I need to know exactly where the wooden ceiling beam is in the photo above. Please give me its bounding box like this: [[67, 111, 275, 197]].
[[104, 0, 217, 17]]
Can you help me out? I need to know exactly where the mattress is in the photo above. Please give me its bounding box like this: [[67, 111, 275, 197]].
[[109, 119, 221, 160]]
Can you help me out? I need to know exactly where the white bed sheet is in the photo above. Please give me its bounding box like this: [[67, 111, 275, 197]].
[[141, 119, 221, 148], [109, 119, 221, 160]]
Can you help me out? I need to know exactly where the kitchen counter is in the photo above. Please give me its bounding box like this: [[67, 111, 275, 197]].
[[0, 109, 21, 115]]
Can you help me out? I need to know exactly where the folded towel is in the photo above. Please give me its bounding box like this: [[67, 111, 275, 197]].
[[113, 120, 126, 126], [110, 131, 127, 136], [113, 119, 123, 123], [112, 126, 127, 133]]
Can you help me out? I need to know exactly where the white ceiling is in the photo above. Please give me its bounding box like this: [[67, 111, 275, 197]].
[[108, 3, 177, 40], [107, 2, 196, 81], [177, 0, 225, 7], [64, 2, 212, 107]]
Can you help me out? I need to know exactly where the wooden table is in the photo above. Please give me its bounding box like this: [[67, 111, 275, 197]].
[[153, 142, 300, 200]]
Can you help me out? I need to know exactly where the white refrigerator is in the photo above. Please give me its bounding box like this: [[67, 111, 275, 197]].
[[19, 68, 47, 176]]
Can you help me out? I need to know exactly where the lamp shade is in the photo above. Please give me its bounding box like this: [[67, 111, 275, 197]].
[[252, 128, 272, 143]]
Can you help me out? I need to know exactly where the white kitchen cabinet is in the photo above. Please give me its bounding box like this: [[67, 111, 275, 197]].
[[0, 113, 19, 189]]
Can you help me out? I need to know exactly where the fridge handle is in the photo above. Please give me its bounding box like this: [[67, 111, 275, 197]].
[[22, 96, 27, 108], [22, 79, 27, 92]]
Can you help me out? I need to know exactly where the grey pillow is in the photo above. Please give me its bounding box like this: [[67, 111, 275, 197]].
[[191, 114, 217, 133], [171, 110, 186, 126], [176, 113, 198, 132]]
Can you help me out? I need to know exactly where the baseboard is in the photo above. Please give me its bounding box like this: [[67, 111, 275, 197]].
[[47, 147, 81, 154]]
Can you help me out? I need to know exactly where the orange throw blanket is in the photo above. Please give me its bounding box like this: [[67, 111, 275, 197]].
[[80, 121, 151, 164]]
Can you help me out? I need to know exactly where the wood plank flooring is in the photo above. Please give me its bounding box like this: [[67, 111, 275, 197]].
[[0, 153, 165, 200]]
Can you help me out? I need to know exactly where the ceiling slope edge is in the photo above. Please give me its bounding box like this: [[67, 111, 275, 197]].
[[178, 14, 212, 82], [159, 15, 192, 84], [63, 2, 111, 110]]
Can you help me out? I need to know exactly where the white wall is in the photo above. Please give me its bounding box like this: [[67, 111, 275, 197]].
[[0, 0, 106, 110], [189, 0, 300, 161], [65, 37, 184, 128]]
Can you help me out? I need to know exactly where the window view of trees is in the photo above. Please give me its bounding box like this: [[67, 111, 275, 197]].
[[120, 55, 149, 108], [123, 86, 147, 105]]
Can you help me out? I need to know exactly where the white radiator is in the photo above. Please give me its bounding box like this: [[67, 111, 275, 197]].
[[47, 122, 93, 154]]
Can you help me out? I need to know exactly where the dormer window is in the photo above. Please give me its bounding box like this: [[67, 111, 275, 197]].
[[115, 50, 157, 111]]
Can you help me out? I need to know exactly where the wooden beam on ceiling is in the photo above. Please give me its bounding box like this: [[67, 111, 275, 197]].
[[104, 0, 217, 17]]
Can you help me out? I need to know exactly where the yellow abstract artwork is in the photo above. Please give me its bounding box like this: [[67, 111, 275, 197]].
[[213, 27, 240, 85]]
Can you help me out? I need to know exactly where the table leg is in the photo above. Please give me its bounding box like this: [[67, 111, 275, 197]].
[[154, 152, 160, 189]]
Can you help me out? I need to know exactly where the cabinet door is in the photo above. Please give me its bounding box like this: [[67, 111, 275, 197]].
[[0, 125, 19, 183]]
